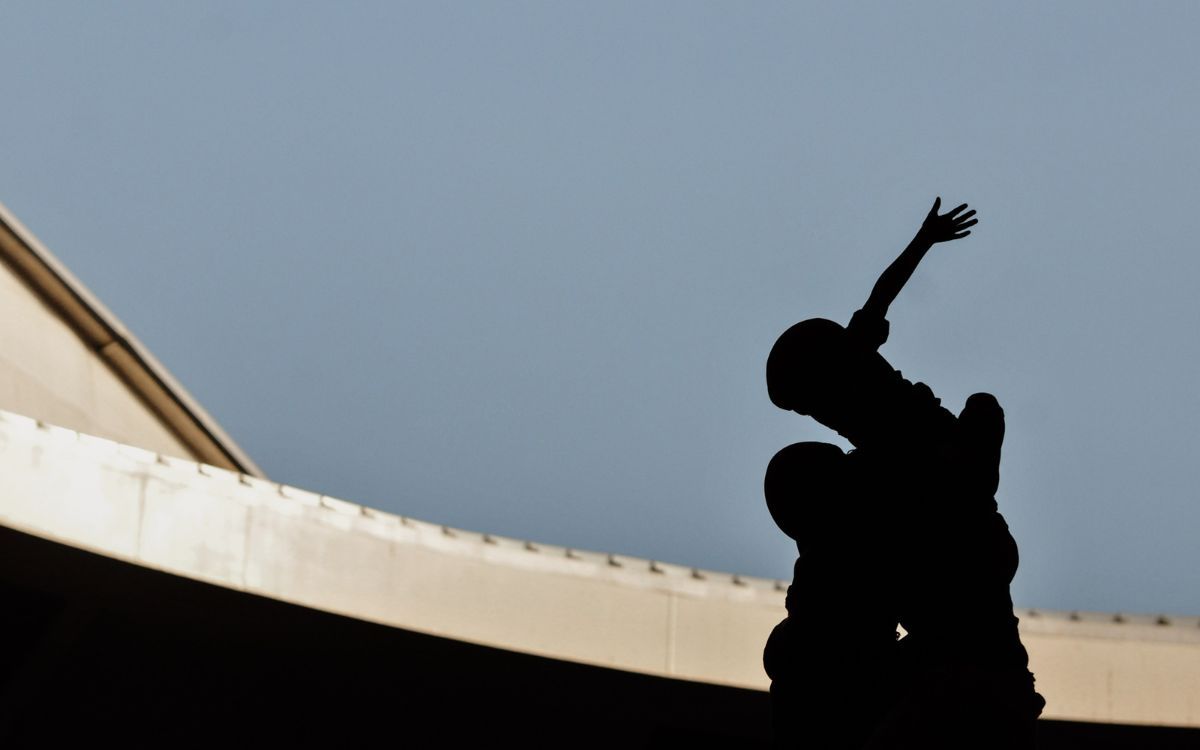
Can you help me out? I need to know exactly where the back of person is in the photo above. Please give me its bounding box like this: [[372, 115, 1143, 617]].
[[871, 394, 1044, 748]]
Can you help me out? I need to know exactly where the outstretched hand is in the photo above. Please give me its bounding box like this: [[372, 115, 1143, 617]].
[[918, 197, 977, 244]]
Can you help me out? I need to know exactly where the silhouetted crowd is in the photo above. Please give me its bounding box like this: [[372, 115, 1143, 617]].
[[764, 200, 1044, 749]]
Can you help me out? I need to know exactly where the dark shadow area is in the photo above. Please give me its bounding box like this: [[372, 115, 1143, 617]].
[[0, 525, 768, 749], [1036, 720, 1200, 750]]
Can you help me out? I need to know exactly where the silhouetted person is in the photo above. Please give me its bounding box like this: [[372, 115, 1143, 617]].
[[765, 199, 1043, 748], [762, 441, 901, 748], [867, 391, 1043, 750]]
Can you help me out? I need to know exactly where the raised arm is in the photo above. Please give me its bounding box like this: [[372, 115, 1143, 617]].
[[860, 198, 978, 320]]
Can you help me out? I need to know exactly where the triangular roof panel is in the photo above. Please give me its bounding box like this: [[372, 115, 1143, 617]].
[[0, 201, 262, 476]]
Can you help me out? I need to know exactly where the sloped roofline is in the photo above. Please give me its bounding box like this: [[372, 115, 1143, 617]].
[[0, 201, 264, 477]]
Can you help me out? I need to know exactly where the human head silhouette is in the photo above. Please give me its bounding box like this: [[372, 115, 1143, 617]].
[[766, 319, 898, 446], [764, 441, 846, 552], [766, 318, 845, 413]]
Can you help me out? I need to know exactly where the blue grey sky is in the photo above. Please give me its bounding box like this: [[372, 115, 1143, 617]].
[[3, 3, 1198, 615]]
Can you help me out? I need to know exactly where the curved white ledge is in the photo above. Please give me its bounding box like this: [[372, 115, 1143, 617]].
[[0, 409, 1196, 727]]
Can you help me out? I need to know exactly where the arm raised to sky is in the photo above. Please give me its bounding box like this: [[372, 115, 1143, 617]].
[[859, 198, 978, 321]]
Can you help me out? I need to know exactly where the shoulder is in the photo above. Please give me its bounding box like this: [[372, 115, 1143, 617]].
[[847, 308, 889, 351]]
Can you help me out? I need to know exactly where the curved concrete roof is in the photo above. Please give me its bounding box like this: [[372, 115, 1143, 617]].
[[0, 408, 1196, 729], [0, 201, 262, 476]]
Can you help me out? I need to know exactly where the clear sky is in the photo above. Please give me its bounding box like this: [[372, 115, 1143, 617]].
[[2, 3, 1197, 615]]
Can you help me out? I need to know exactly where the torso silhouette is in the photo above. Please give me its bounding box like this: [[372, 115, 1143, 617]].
[[860, 390, 1045, 749]]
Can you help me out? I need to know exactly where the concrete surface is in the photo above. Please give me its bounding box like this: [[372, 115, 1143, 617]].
[[0, 408, 1195, 728]]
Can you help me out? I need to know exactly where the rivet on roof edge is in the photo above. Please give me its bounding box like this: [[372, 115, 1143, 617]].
[[524, 541, 538, 552], [607, 554, 622, 567], [691, 568, 706, 580], [649, 561, 664, 574], [1112, 613, 1125, 624]]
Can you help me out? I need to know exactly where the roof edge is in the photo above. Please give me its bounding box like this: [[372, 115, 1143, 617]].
[[0, 201, 264, 477]]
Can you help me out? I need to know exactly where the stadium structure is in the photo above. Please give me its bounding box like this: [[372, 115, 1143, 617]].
[[0, 202, 1196, 747]]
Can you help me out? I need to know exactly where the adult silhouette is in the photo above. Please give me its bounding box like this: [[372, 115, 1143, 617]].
[[762, 441, 901, 748], [765, 199, 1043, 748]]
